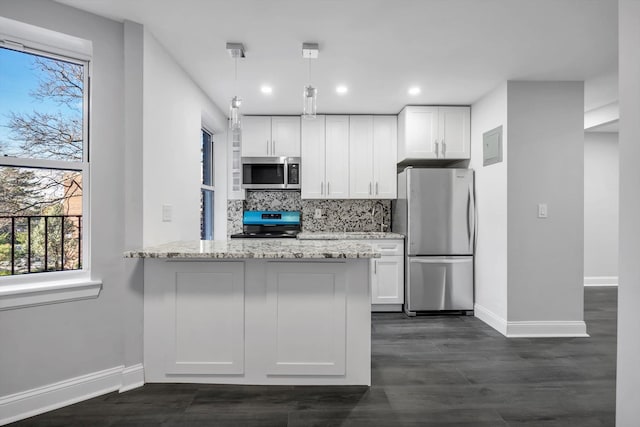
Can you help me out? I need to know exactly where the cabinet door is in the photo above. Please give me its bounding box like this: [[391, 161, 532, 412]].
[[349, 116, 374, 198], [398, 106, 438, 161], [164, 262, 245, 375], [301, 116, 326, 199], [371, 255, 404, 304], [325, 116, 350, 198], [438, 107, 470, 159], [272, 116, 301, 157], [241, 116, 271, 157], [373, 116, 397, 199], [266, 262, 346, 375]]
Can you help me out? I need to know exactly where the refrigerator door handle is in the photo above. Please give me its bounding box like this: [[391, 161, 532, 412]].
[[466, 187, 471, 248], [469, 184, 476, 253], [409, 258, 471, 264]]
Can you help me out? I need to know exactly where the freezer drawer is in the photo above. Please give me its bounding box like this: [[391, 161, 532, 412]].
[[406, 256, 473, 313]]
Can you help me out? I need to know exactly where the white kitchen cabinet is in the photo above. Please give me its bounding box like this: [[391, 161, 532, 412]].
[[156, 262, 246, 375], [350, 239, 404, 311], [372, 256, 404, 305], [301, 115, 349, 199], [398, 106, 470, 162], [265, 262, 347, 376], [373, 116, 398, 198], [241, 116, 300, 157], [348, 115, 397, 199], [349, 116, 374, 198], [325, 116, 350, 198]]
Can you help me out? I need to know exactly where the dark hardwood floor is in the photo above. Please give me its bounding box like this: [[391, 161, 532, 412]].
[[11, 287, 617, 426]]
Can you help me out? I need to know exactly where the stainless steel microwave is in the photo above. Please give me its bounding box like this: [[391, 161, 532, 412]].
[[242, 157, 301, 190]]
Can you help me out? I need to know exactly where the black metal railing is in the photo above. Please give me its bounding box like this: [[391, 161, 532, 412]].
[[0, 215, 82, 276]]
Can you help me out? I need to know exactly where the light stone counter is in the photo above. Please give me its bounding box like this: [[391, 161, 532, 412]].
[[296, 231, 405, 240], [124, 239, 380, 259]]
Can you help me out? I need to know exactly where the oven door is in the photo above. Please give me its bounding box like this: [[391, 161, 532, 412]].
[[242, 157, 286, 189]]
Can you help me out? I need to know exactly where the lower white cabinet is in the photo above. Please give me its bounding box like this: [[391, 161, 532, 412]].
[[352, 239, 405, 310], [160, 262, 245, 375], [371, 256, 404, 305], [266, 262, 346, 375], [143, 258, 371, 385]]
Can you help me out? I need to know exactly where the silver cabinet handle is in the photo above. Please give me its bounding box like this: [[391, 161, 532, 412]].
[[369, 182, 372, 195], [434, 141, 439, 158], [442, 140, 446, 157], [327, 182, 331, 195], [321, 182, 324, 195], [266, 140, 270, 155], [272, 140, 275, 155], [376, 182, 379, 195], [374, 260, 377, 274]]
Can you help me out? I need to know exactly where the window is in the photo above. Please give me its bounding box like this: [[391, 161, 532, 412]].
[[200, 128, 214, 240], [0, 45, 89, 277]]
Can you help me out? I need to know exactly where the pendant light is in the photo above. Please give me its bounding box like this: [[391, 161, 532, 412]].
[[226, 42, 245, 130], [302, 43, 319, 119]]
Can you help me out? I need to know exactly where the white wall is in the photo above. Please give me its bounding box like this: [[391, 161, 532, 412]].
[[469, 83, 509, 323], [507, 81, 584, 323], [584, 132, 619, 283], [0, 0, 130, 393], [141, 31, 226, 246], [616, 1, 640, 425]]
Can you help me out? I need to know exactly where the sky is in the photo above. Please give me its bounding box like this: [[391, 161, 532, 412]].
[[0, 46, 79, 156]]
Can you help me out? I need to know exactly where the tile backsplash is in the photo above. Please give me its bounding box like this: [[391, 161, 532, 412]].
[[227, 191, 391, 235]]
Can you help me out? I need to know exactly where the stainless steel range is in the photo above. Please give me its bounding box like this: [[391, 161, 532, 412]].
[[230, 210, 301, 238]]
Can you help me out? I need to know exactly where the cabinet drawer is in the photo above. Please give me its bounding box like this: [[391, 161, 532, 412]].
[[352, 239, 404, 256]]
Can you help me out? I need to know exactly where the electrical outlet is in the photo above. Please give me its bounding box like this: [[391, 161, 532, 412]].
[[314, 208, 323, 219], [162, 204, 173, 222], [537, 203, 548, 219]]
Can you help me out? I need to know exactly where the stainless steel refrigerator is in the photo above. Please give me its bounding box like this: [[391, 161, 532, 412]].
[[392, 168, 475, 315]]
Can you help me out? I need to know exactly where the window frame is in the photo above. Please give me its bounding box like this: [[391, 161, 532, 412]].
[[0, 20, 100, 310], [201, 128, 215, 240]]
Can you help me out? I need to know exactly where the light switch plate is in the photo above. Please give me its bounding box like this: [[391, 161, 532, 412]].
[[162, 204, 173, 222], [314, 208, 323, 219], [537, 203, 548, 219]]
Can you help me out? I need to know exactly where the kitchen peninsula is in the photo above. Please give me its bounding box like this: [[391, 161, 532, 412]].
[[126, 239, 380, 386]]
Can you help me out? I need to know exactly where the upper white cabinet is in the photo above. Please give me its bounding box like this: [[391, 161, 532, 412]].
[[241, 116, 300, 157], [398, 106, 470, 162], [349, 116, 397, 199], [301, 116, 350, 199], [302, 115, 397, 200]]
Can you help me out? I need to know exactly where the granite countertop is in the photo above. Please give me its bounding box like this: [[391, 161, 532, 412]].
[[296, 231, 405, 240], [124, 239, 381, 259]]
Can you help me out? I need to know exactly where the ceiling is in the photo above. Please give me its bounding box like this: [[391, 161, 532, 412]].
[[56, 0, 618, 115]]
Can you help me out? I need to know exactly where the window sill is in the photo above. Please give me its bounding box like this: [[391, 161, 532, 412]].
[[0, 273, 102, 311]]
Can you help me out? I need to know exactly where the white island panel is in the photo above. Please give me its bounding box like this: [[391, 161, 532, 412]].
[[143, 257, 371, 386], [266, 263, 346, 375]]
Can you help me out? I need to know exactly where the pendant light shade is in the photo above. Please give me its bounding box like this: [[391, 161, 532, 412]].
[[226, 42, 245, 130], [303, 85, 317, 119], [229, 96, 242, 130], [302, 43, 319, 119]]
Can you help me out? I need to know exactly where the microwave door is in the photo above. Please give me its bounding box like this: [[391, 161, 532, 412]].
[[242, 163, 286, 189]]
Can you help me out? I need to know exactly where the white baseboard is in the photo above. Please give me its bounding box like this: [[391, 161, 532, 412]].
[[474, 303, 508, 336], [584, 276, 618, 287], [506, 320, 589, 338], [474, 303, 589, 338], [119, 364, 144, 393], [371, 304, 403, 312], [0, 364, 145, 426]]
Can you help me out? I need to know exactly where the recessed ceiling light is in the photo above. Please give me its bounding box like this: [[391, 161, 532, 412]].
[[408, 87, 421, 96], [336, 85, 348, 95], [261, 85, 273, 94]]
